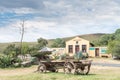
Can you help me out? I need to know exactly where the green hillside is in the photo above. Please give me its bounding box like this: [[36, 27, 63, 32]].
[[47, 33, 106, 47], [63, 33, 105, 42], [0, 33, 106, 53], [0, 42, 37, 53]]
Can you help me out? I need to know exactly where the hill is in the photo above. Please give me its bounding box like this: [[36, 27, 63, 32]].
[[63, 33, 105, 41], [0, 42, 37, 53], [43, 33, 106, 47], [0, 33, 106, 53]]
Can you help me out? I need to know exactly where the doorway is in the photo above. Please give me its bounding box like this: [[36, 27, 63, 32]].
[[95, 48, 99, 57], [75, 45, 79, 53]]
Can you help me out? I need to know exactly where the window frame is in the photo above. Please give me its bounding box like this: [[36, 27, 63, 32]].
[[68, 45, 73, 53], [82, 45, 87, 52]]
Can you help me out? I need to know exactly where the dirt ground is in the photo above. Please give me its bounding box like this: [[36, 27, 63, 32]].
[[0, 66, 38, 76], [0, 65, 119, 76], [88, 58, 120, 64]]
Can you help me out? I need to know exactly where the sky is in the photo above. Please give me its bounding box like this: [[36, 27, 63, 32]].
[[0, 0, 120, 42]]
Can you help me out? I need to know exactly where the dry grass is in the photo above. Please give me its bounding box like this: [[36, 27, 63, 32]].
[[0, 66, 37, 76], [0, 58, 120, 80], [0, 65, 120, 80]]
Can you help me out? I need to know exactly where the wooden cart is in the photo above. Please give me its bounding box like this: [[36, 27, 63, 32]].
[[37, 59, 92, 75]]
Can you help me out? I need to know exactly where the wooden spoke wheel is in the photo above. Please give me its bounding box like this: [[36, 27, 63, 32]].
[[63, 62, 76, 74], [77, 65, 90, 75], [37, 63, 46, 73], [49, 66, 58, 72]]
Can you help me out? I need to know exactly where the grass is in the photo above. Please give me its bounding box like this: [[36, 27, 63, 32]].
[[0, 65, 120, 80]]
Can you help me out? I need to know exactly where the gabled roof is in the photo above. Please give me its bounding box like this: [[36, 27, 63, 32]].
[[38, 47, 52, 52], [66, 36, 89, 42]]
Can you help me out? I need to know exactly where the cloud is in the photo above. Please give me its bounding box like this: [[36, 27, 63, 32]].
[[0, 0, 44, 9], [0, 0, 120, 42]]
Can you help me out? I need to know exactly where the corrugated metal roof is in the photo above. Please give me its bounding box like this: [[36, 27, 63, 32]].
[[38, 47, 52, 52]]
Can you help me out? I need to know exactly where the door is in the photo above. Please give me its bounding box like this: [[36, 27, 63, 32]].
[[82, 45, 87, 52], [75, 45, 79, 53], [95, 48, 99, 57]]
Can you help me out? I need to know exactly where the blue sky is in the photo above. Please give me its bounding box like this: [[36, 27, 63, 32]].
[[0, 0, 120, 42]]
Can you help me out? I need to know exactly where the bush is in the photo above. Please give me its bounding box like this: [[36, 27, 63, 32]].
[[0, 55, 13, 68], [0, 55, 22, 68], [58, 53, 68, 60], [74, 51, 83, 60], [74, 51, 88, 60], [30, 57, 39, 65]]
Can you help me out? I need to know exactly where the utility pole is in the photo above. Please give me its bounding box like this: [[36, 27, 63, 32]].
[[20, 19, 25, 55]]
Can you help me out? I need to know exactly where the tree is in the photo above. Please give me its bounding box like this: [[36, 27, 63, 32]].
[[37, 38, 48, 49], [15, 46, 21, 56], [107, 29, 120, 54], [4, 44, 16, 57], [115, 29, 120, 34], [99, 34, 114, 46], [93, 34, 115, 46], [107, 41, 120, 57], [21, 43, 29, 55], [28, 46, 38, 56], [51, 38, 65, 48], [3, 43, 30, 58], [15, 42, 31, 61], [92, 39, 101, 46], [114, 29, 120, 41], [1, 44, 22, 68]]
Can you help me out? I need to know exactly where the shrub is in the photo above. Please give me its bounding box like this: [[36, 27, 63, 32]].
[[74, 51, 83, 60], [0, 55, 22, 68], [58, 53, 68, 60], [0, 55, 13, 68], [74, 51, 88, 60], [30, 57, 39, 65]]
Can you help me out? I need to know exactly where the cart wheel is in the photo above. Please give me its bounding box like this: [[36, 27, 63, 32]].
[[37, 64, 46, 73], [54, 67, 58, 73], [78, 65, 90, 75], [49, 67, 58, 73], [63, 62, 76, 74]]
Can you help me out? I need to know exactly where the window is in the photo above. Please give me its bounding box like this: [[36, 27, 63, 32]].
[[82, 45, 87, 52], [68, 45, 73, 53], [76, 41, 78, 44], [101, 48, 107, 54]]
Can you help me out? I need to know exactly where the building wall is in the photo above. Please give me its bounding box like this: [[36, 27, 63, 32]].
[[89, 47, 96, 57], [51, 48, 66, 55], [89, 47, 111, 57], [50, 37, 111, 58], [66, 37, 90, 56]]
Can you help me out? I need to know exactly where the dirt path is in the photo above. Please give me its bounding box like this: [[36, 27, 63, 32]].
[[88, 58, 120, 64], [0, 66, 37, 76]]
